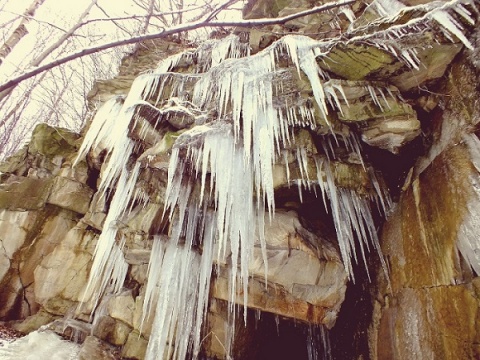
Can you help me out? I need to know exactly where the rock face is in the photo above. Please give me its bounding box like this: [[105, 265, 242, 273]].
[[370, 48, 480, 359], [0, 0, 479, 359]]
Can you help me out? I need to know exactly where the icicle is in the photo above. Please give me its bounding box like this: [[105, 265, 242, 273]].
[[73, 96, 124, 168], [324, 81, 349, 116], [340, 6, 356, 23], [377, 87, 391, 110], [307, 325, 332, 360], [211, 34, 250, 67], [156, 51, 186, 73], [367, 85, 385, 112], [164, 125, 271, 333], [82, 162, 141, 310], [76, 70, 165, 313], [283, 36, 330, 124], [431, 7, 474, 50], [298, 180, 304, 203], [314, 159, 389, 279], [284, 150, 291, 185], [275, 315, 280, 335], [371, 0, 406, 18], [453, 3, 475, 25]]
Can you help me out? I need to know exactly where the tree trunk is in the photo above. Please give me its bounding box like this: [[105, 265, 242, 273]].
[[0, 0, 47, 65]]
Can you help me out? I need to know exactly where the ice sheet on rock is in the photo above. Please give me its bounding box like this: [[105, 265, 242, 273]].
[[194, 34, 250, 73], [82, 162, 141, 310], [142, 72, 200, 107], [156, 51, 188, 74], [154, 34, 250, 76], [211, 34, 250, 68], [72, 29, 407, 359], [165, 129, 266, 324], [194, 35, 333, 154], [73, 96, 124, 168], [129, 97, 207, 130], [457, 134, 480, 275], [74, 72, 169, 192], [75, 74, 155, 311], [142, 208, 215, 360]]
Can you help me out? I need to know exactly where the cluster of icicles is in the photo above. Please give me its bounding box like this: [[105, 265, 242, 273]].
[[72, 0, 475, 358]]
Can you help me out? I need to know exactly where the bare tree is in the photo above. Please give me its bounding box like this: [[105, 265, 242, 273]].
[[0, 0, 46, 65], [0, 0, 354, 93], [0, 0, 353, 160]]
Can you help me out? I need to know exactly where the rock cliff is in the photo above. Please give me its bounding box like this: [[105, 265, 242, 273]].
[[1, 0, 480, 359]]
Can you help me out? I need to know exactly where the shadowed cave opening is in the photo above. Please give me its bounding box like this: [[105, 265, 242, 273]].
[[219, 188, 381, 360], [249, 314, 324, 360]]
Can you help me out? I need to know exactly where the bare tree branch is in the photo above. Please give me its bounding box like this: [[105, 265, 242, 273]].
[[0, 0, 47, 65], [203, 0, 240, 22], [140, 0, 156, 34], [0, 0, 97, 104], [94, 1, 135, 37], [30, 0, 97, 67], [1, 10, 75, 34], [0, 0, 355, 95]]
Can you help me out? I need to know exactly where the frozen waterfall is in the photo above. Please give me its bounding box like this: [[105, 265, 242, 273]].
[[70, 0, 478, 357]]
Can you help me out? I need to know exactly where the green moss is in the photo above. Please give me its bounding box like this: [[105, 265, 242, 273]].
[[319, 44, 398, 80], [332, 162, 370, 193], [28, 123, 80, 158], [398, 145, 473, 288], [0, 146, 28, 174], [339, 100, 415, 122]]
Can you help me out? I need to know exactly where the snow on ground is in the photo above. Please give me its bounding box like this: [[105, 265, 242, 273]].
[[0, 329, 80, 360]]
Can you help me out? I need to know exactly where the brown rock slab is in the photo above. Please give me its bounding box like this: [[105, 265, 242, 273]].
[[78, 335, 119, 360], [47, 176, 94, 214], [0, 176, 53, 210], [121, 330, 148, 360]]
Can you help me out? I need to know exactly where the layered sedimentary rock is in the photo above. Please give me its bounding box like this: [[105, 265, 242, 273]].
[[370, 41, 480, 359], [1, 0, 480, 359]]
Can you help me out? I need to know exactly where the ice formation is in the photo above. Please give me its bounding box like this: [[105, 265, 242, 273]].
[[72, 0, 477, 358], [457, 134, 480, 274]]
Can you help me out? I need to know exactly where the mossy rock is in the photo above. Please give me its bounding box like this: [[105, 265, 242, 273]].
[[0, 146, 28, 174], [318, 43, 401, 80], [243, 0, 291, 19], [0, 176, 53, 210], [338, 99, 416, 122], [28, 123, 80, 158], [13, 309, 59, 334]]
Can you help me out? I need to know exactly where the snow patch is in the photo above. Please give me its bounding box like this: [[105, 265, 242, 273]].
[[0, 330, 80, 360]]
